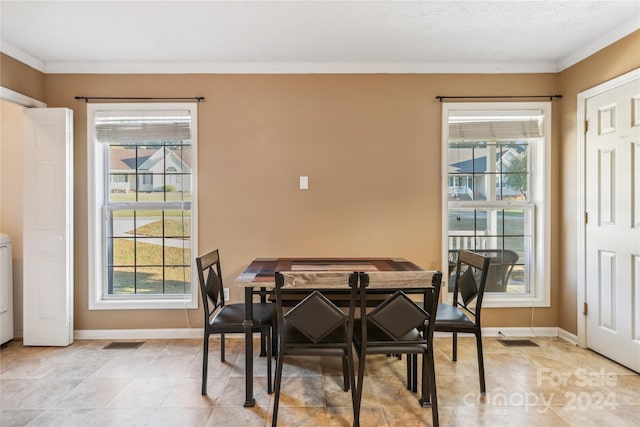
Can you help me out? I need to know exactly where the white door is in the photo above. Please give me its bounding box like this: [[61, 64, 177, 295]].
[[22, 108, 73, 346], [585, 77, 640, 372]]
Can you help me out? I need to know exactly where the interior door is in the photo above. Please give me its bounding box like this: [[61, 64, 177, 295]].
[[22, 108, 74, 346], [585, 77, 640, 372]]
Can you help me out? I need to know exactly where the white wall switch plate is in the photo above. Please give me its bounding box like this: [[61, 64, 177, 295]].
[[223, 288, 230, 301], [299, 176, 309, 190]]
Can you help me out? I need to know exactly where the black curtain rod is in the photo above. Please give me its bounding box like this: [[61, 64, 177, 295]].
[[75, 96, 205, 103], [435, 94, 562, 102]]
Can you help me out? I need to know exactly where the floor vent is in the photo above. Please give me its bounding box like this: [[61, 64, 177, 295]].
[[103, 341, 144, 350], [498, 339, 539, 347]]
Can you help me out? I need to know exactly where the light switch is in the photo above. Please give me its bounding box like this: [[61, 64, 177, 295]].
[[299, 176, 309, 190]]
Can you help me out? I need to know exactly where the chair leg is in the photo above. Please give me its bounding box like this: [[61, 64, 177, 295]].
[[420, 349, 439, 427], [347, 353, 358, 427], [406, 355, 412, 390], [353, 352, 366, 427], [202, 333, 209, 395], [272, 347, 285, 427], [476, 332, 486, 394], [266, 329, 273, 394], [419, 352, 430, 407], [260, 329, 267, 357], [272, 321, 278, 359], [452, 332, 458, 362], [412, 354, 418, 392], [220, 333, 226, 362], [342, 355, 350, 391]]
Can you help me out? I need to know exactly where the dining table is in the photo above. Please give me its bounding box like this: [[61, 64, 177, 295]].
[[233, 256, 427, 407]]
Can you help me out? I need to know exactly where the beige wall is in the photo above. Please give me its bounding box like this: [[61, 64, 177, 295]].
[[0, 54, 44, 336], [43, 73, 559, 330], [557, 31, 640, 334], [0, 100, 25, 335], [0, 31, 637, 333], [0, 53, 45, 102]]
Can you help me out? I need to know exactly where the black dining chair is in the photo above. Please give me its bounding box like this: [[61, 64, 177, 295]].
[[196, 249, 275, 395], [353, 271, 442, 427], [272, 271, 359, 427], [435, 249, 491, 394]]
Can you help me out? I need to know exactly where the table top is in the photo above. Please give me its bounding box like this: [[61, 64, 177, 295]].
[[234, 257, 426, 288]]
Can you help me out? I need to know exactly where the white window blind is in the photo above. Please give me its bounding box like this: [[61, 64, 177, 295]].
[[95, 111, 192, 144], [448, 109, 544, 140]]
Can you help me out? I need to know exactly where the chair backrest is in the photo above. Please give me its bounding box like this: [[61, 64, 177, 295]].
[[483, 249, 518, 292], [196, 249, 225, 321], [451, 250, 491, 319], [359, 271, 442, 343], [274, 271, 358, 344], [448, 249, 517, 293]]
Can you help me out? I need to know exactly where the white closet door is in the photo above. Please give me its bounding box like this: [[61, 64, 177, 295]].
[[23, 108, 73, 346], [585, 77, 640, 372]]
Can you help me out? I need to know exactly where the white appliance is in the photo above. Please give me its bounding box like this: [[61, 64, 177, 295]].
[[0, 233, 14, 346]]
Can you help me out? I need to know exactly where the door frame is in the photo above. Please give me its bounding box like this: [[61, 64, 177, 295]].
[[0, 86, 46, 108], [576, 67, 640, 348]]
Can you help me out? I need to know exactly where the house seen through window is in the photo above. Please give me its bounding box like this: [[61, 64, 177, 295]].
[[88, 103, 198, 309]]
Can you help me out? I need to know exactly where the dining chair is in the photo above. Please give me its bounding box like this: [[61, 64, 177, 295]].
[[435, 249, 491, 393], [353, 271, 442, 427], [272, 271, 359, 427], [196, 249, 275, 395]]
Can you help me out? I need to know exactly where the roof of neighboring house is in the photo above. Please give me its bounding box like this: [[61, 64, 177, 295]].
[[109, 147, 192, 172], [448, 147, 521, 174]]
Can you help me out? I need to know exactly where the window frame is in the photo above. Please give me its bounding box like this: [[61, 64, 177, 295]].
[[441, 101, 551, 307], [87, 103, 198, 310]]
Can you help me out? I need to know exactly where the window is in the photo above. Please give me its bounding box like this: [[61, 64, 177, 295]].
[[88, 103, 198, 309], [442, 102, 551, 307]]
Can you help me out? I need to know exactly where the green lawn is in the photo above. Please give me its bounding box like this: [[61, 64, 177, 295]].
[[448, 209, 525, 235], [111, 191, 191, 218], [111, 267, 191, 294], [132, 218, 190, 238], [111, 191, 192, 203], [108, 192, 192, 294], [111, 233, 191, 295]]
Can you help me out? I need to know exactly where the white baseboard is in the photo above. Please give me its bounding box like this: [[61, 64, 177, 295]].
[[74, 326, 579, 342], [436, 327, 561, 339], [74, 328, 204, 340], [557, 328, 578, 345]]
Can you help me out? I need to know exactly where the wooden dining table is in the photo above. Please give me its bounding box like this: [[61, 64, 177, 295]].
[[233, 257, 426, 407]]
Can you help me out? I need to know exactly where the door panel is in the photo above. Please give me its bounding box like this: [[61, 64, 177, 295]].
[[634, 255, 640, 342], [22, 108, 73, 346], [585, 78, 640, 372], [598, 149, 615, 225], [597, 250, 615, 330], [634, 142, 640, 227]]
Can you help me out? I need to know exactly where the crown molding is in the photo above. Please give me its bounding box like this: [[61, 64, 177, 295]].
[[2, 22, 637, 75], [0, 41, 45, 72], [42, 60, 559, 74], [558, 16, 640, 71], [0, 86, 46, 108]]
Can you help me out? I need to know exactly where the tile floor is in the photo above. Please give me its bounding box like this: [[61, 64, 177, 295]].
[[0, 336, 638, 426]]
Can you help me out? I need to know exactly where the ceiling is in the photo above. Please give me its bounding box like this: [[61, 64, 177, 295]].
[[1, 0, 639, 74]]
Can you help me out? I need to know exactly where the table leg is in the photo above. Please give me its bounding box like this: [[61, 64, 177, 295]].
[[243, 286, 255, 407], [259, 287, 267, 357]]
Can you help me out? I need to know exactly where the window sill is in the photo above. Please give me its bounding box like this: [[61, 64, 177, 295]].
[[88, 297, 197, 310], [445, 292, 550, 308], [481, 296, 550, 308]]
